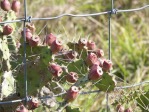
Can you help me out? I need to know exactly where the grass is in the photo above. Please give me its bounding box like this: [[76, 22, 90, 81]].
[[18, 0, 149, 111]]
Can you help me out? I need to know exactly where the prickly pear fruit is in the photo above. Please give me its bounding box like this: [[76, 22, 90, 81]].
[[88, 65, 103, 80], [95, 49, 104, 58], [11, 0, 21, 13], [0, 0, 11, 11], [28, 97, 39, 110], [66, 72, 79, 83], [48, 63, 63, 77], [64, 51, 78, 60], [3, 25, 13, 35], [116, 104, 125, 112], [78, 38, 87, 50], [51, 39, 63, 54], [15, 104, 28, 112], [65, 86, 79, 102], [21, 28, 32, 42], [45, 33, 56, 46], [85, 53, 98, 67], [102, 59, 112, 72], [29, 36, 40, 47], [87, 40, 96, 50]]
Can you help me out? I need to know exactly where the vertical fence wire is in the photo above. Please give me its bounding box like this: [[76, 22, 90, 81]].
[[106, 0, 114, 111], [23, 0, 28, 105]]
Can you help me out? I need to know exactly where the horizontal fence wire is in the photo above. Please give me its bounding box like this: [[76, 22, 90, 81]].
[[0, 80, 149, 105], [0, 5, 149, 24]]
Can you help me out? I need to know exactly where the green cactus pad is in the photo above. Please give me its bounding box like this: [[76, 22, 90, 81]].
[[7, 36, 17, 52], [136, 90, 149, 112], [65, 59, 88, 76], [0, 37, 11, 70], [95, 73, 116, 92], [0, 10, 17, 71], [0, 71, 16, 100], [4, 11, 16, 22], [16, 57, 51, 97], [15, 45, 53, 97], [40, 47, 53, 65]]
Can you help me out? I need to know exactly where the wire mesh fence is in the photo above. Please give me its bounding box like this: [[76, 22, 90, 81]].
[[0, 0, 149, 111]]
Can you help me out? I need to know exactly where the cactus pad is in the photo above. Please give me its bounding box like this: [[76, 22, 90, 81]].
[[95, 73, 116, 92]]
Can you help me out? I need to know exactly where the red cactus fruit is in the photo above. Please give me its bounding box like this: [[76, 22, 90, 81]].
[[102, 59, 112, 72], [78, 38, 87, 50], [124, 108, 132, 112], [116, 104, 125, 112], [87, 40, 96, 50], [66, 72, 79, 83], [88, 65, 103, 80], [0, 0, 11, 11], [51, 39, 63, 54], [48, 63, 63, 77], [3, 25, 13, 35], [98, 58, 106, 67], [95, 49, 104, 58], [21, 28, 33, 42], [85, 53, 98, 67], [90, 64, 99, 70], [65, 86, 79, 102], [45, 33, 56, 46], [64, 51, 78, 60], [29, 36, 40, 47], [28, 97, 39, 110], [11, 0, 20, 13], [15, 104, 28, 112]]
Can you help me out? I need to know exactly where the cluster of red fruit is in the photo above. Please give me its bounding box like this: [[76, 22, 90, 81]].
[[0, 0, 20, 12], [46, 33, 113, 103], [47, 33, 112, 81], [21, 24, 40, 47], [45, 33, 63, 54], [117, 104, 133, 112]]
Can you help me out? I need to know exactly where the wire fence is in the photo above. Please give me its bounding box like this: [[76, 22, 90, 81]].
[[0, 0, 149, 111]]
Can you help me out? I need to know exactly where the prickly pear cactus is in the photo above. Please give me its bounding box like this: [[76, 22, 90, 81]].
[[1, 11, 117, 111], [0, 10, 18, 100], [41, 37, 116, 111], [16, 45, 52, 97], [13, 31, 117, 111]]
